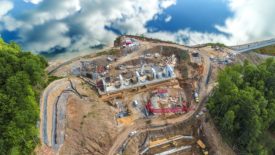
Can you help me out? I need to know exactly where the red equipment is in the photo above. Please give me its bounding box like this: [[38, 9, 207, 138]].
[[157, 89, 168, 94], [145, 101, 190, 114]]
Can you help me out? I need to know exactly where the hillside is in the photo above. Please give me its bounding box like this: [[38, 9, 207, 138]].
[[0, 38, 48, 154], [254, 45, 275, 56], [207, 59, 275, 154]]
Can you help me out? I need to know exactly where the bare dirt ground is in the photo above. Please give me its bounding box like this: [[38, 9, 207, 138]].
[[106, 43, 215, 155], [59, 94, 118, 155], [37, 77, 120, 154], [40, 37, 242, 155], [235, 52, 265, 64], [124, 123, 196, 155]]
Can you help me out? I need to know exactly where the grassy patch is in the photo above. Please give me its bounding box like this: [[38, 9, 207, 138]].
[[180, 51, 189, 60], [255, 45, 275, 56], [207, 43, 226, 47], [181, 66, 188, 78], [95, 48, 120, 56], [47, 75, 62, 85], [260, 131, 275, 154], [123, 35, 179, 45], [87, 111, 97, 118]]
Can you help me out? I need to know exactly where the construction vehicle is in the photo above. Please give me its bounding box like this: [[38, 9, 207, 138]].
[[194, 91, 199, 103], [197, 139, 205, 149], [197, 139, 208, 155], [203, 150, 209, 155], [129, 130, 138, 137]]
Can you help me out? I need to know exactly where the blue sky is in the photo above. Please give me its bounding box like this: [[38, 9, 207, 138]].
[[0, 0, 275, 57], [146, 0, 232, 33]]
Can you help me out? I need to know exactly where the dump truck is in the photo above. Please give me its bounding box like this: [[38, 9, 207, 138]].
[[197, 139, 206, 149], [197, 139, 208, 155]]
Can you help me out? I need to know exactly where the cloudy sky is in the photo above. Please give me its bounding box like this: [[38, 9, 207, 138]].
[[0, 0, 275, 54]]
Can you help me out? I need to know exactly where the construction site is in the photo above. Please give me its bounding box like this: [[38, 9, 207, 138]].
[[38, 36, 237, 155]]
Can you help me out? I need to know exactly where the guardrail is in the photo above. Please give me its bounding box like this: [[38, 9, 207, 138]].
[[229, 38, 275, 53]]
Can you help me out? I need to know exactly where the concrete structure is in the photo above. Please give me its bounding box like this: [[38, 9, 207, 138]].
[[155, 145, 192, 155], [146, 89, 189, 114], [97, 65, 176, 94], [230, 38, 275, 53], [121, 37, 140, 55]]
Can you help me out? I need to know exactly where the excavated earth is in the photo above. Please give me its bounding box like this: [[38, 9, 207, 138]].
[[37, 78, 120, 155], [59, 94, 118, 155], [38, 37, 259, 155]]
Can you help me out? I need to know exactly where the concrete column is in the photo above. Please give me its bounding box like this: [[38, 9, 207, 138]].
[[151, 68, 157, 79]]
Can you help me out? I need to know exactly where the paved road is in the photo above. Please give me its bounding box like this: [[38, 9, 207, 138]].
[[229, 38, 275, 53]]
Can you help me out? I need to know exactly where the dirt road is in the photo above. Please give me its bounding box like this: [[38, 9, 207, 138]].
[[40, 78, 83, 148], [45, 39, 215, 155], [40, 78, 71, 146], [107, 120, 147, 155], [107, 86, 213, 155], [106, 42, 213, 155]]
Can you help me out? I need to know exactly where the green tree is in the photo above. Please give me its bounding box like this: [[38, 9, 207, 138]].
[[0, 39, 47, 154], [207, 58, 275, 155]]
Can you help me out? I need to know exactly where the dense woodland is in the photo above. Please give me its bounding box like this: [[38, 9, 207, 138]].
[[207, 59, 275, 155], [0, 38, 47, 154]]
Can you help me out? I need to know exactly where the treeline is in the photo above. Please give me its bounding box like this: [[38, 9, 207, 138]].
[[0, 38, 47, 154], [207, 59, 275, 155]]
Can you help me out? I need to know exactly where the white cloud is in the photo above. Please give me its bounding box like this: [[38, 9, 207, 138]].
[[110, 0, 176, 34], [147, 0, 275, 46], [0, 0, 176, 53], [164, 15, 172, 23], [161, 0, 176, 8], [23, 0, 43, 5], [214, 0, 275, 45], [0, 1, 13, 18], [23, 0, 81, 26], [20, 22, 71, 52], [1, 0, 275, 53], [1, 16, 23, 31], [146, 29, 231, 45]]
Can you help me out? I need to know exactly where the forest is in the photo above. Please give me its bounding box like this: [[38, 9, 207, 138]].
[[207, 58, 275, 155], [0, 38, 47, 154]]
